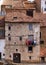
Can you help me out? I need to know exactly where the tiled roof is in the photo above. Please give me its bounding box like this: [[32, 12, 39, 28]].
[[34, 13, 46, 26], [40, 47, 46, 57]]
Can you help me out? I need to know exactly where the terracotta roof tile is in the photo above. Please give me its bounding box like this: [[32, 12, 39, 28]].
[[40, 47, 46, 57]]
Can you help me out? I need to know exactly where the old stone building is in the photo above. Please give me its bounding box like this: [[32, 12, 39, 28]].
[[1, 0, 41, 63], [1, 0, 46, 63]]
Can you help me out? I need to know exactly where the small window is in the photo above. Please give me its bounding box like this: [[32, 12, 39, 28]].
[[8, 34, 10, 36], [29, 24, 33, 30], [16, 49, 18, 51], [9, 55, 11, 58], [3, 54, 5, 56], [8, 37, 11, 41], [8, 26, 11, 30], [40, 32, 41, 39], [40, 40, 44, 44], [14, 42, 16, 44], [29, 56, 31, 59], [26, 9, 33, 17], [28, 46, 33, 52], [0, 30, 5, 36], [19, 36, 22, 41], [44, 8, 46, 11], [28, 35, 34, 41], [13, 17, 17, 20]]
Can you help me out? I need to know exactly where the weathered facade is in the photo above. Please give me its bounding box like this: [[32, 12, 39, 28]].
[[1, 0, 40, 63], [1, 0, 46, 63], [5, 22, 40, 62]]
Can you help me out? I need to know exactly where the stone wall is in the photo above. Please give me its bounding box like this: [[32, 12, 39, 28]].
[[5, 23, 40, 62], [35, 0, 41, 12]]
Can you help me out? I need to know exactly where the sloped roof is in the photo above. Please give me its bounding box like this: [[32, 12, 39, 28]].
[[34, 13, 46, 26], [40, 47, 46, 57]]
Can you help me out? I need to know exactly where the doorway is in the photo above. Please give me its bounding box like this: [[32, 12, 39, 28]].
[[41, 57, 45, 62], [13, 53, 21, 63]]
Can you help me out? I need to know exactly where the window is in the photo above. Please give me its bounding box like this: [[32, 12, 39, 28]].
[[8, 34, 10, 36], [0, 29, 5, 38], [1, 11, 6, 16], [3, 54, 5, 56], [8, 33, 11, 41], [8, 37, 11, 41], [29, 24, 33, 30], [28, 35, 34, 41], [13, 17, 17, 20], [9, 55, 11, 58], [8, 26, 11, 30], [28, 46, 33, 52], [29, 56, 31, 59], [19, 36, 22, 41], [40, 32, 41, 39], [26, 9, 33, 17], [40, 40, 44, 44], [14, 42, 16, 44], [16, 49, 18, 52]]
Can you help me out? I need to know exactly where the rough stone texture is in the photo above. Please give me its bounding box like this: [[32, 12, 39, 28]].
[[35, 0, 41, 12], [5, 23, 40, 62]]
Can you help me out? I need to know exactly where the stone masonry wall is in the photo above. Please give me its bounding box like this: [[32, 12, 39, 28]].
[[5, 23, 40, 62]]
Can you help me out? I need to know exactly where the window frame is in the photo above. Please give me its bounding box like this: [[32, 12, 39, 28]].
[[26, 9, 33, 17], [28, 46, 33, 52], [28, 24, 33, 30]]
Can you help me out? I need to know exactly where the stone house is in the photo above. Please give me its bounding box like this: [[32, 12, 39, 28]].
[[5, 11, 40, 63], [1, 0, 46, 63], [1, 0, 41, 63]]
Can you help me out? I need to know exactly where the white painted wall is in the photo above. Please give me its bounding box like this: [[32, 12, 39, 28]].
[[0, 40, 5, 59], [41, 0, 46, 13]]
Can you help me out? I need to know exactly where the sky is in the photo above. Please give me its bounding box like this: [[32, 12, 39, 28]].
[[0, 0, 3, 11], [0, 0, 3, 5]]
